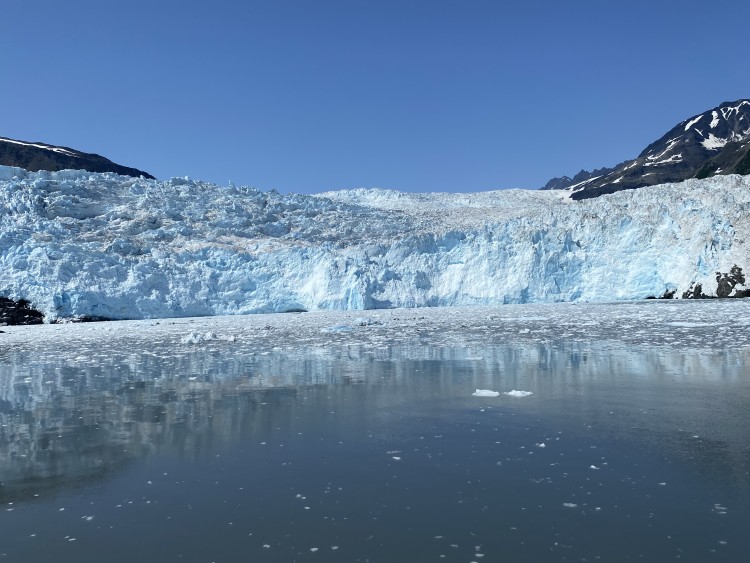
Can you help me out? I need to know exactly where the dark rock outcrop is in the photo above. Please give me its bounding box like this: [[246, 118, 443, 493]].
[[682, 283, 708, 300], [716, 265, 749, 298], [680, 265, 749, 299], [0, 297, 44, 325], [0, 136, 154, 179], [0, 296, 115, 325]]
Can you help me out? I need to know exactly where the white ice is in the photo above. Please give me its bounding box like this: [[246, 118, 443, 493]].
[[473, 389, 500, 397], [504, 390, 534, 397], [1, 166, 750, 321]]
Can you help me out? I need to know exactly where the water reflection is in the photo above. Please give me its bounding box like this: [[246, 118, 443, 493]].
[[1, 340, 749, 503]]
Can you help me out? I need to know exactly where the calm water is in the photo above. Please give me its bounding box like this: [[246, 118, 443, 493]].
[[1, 303, 749, 562]]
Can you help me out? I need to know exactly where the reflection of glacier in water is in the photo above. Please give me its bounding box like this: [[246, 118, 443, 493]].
[[1, 301, 749, 561], [2, 301, 750, 499]]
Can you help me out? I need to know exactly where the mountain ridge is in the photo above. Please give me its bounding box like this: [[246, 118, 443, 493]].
[[542, 99, 750, 199], [0, 136, 154, 179]]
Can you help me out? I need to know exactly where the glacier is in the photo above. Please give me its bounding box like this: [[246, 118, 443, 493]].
[[1, 164, 749, 321]]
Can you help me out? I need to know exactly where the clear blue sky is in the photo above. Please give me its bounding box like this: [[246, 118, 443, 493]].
[[2, 0, 749, 193]]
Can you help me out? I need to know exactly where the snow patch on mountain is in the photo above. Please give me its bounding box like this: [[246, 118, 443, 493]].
[[0, 138, 80, 158], [701, 134, 729, 150], [1, 165, 749, 321], [684, 115, 703, 131]]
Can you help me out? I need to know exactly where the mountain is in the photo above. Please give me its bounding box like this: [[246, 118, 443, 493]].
[[542, 167, 615, 191], [1, 166, 748, 322], [542, 99, 750, 199], [0, 136, 154, 179]]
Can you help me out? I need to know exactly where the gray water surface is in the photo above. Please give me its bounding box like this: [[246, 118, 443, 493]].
[[1, 302, 749, 562]]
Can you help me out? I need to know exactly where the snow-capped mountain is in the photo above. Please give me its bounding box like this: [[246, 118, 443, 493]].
[[543, 100, 750, 199], [0, 136, 154, 179], [1, 165, 748, 322]]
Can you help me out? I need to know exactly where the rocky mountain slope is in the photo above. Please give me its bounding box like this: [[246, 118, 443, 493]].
[[0, 136, 154, 179], [542, 100, 750, 199]]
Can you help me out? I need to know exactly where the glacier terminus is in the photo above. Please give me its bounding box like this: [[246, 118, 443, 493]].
[[1, 165, 749, 322]]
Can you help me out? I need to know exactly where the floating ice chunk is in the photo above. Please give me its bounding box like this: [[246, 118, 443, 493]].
[[590, 465, 600, 470], [562, 502, 578, 508], [197, 331, 216, 343], [353, 317, 381, 326], [473, 389, 500, 397], [180, 331, 235, 344], [536, 443, 546, 448], [504, 390, 534, 398]]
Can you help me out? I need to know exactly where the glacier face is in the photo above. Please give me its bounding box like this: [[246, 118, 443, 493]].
[[1, 164, 749, 321]]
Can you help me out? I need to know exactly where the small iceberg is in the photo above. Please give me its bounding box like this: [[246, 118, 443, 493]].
[[181, 331, 214, 344], [503, 390, 534, 398], [353, 317, 382, 326], [180, 331, 236, 344], [472, 389, 500, 397]]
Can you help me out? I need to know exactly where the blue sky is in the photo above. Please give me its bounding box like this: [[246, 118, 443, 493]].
[[2, 0, 749, 193]]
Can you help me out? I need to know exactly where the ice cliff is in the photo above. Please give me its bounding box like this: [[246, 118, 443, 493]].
[[1, 164, 749, 321]]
